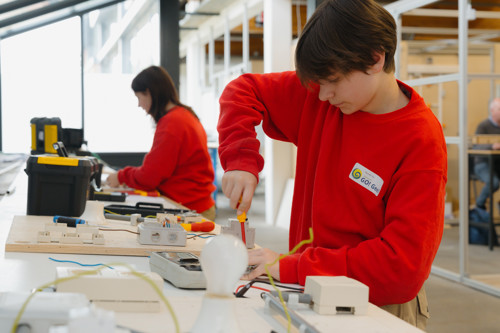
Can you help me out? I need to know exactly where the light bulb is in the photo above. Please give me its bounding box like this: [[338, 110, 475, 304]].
[[191, 234, 248, 333], [200, 234, 248, 296]]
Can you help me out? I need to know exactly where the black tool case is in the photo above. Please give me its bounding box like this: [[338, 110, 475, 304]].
[[25, 155, 99, 216]]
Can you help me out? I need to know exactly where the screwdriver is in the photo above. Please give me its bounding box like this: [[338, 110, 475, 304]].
[[238, 211, 246, 245], [237, 202, 247, 245]]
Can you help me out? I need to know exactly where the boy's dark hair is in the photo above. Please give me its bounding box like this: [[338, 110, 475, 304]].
[[131, 65, 198, 123], [295, 0, 397, 86]]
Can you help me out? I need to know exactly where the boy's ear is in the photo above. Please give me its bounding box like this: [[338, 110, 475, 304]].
[[367, 51, 385, 74]]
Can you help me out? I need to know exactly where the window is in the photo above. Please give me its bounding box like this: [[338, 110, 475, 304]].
[[1, 17, 81, 153], [0, 0, 160, 154], [82, 0, 160, 152]]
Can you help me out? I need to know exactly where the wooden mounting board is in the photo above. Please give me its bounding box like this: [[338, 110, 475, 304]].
[[5, 215, 219, 256]]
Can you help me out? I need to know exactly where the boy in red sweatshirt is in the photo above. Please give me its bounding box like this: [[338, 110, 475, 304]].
[[217, 0, 447, 329]]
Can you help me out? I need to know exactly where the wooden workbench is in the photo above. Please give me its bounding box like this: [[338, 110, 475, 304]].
[[5, 215, 219, 256]]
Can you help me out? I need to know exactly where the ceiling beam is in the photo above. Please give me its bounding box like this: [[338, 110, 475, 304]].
[[402, 26, 500, 36], [384, 0, 440, 16], [405, 8, 500, 19], [0, 0, 125, 39], [0, 0, 87, 29], [0, 0, 44, 14]]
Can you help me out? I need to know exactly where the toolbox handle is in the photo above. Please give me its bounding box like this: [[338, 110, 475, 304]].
[[135, 202, 164, 210]]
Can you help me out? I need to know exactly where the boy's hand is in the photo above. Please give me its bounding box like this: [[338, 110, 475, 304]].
[[243, 247, 280, 281], [221, 170, 257, 214]]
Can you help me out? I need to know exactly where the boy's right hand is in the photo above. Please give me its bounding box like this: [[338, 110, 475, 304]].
[[221, 170, 257, 215]]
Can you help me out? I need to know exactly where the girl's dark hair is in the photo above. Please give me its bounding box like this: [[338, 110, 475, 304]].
[[295, 0, 397, 86], [131, 66, 198, 123]]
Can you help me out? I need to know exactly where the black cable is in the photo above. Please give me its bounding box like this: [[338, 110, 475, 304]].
[[235, 280, 255, 298], [253, 278, 304, 291], [235, 278, 304, 298], [116, 324, 146, 333]]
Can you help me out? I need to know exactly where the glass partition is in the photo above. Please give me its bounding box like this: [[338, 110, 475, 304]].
[[398, 1, 500, 298], [411, 78, 460, 275], [466, 73, 500, 292], [433, 143, 460, 274]]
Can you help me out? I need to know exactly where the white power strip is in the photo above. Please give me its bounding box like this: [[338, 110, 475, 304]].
[[0, 291, 115, 333], [55, 266, 164, 312]]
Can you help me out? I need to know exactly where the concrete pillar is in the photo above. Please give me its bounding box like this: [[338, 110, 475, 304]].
[[263, 0, 293, 225], [160, 0, 180, 90], [185, 39, 201, 117]]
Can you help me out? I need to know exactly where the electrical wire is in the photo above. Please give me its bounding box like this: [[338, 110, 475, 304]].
[[103, 209, 156, 219], [253, 279, 304, 292], [98, 227, 139, 235], [98, 224, 214, 238], [48, 257, 114, 269], [10, 263, 180, 333], [235, 284, 270, 294], [103, 209, 123, 216], [186, 233, 216, 239], [264, 227, 314, 333], [235, 279, 304, 298]]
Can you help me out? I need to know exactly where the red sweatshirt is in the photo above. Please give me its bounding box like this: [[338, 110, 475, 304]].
[[119, 106, 215, 213], [218, 71, 447, 306]]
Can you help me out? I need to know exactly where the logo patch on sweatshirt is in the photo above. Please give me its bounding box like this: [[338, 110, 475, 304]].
[[349, 163, 383, 196]]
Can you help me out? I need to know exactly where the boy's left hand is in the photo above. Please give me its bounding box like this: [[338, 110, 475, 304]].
[[243, 248, 280, 281]]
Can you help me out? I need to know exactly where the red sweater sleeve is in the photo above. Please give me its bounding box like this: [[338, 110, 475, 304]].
[[218, 71, 309, 178], [118, 118, 179, 190]]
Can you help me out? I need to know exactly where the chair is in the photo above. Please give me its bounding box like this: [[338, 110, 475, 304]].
[[468, 145, 500, 250], [469, 134, 500, 205], [468, 154, 481, 205]]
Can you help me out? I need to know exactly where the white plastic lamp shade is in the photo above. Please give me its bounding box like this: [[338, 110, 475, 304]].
[[191, 234, 248, 333], [79, 200, 107, 225], [199, 234, 248, 296]]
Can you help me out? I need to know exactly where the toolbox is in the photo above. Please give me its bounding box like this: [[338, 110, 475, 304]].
[[25, 155, 100, 216]]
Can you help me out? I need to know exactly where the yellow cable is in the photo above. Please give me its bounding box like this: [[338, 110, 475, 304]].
[[103, 208, 122, 215], [264, 227, 314, 333], [10, 263, 180, 333], [102, 209, 156, 220]]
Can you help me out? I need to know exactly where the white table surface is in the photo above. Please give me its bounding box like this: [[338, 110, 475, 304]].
[[0, 167, 424, 333]]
